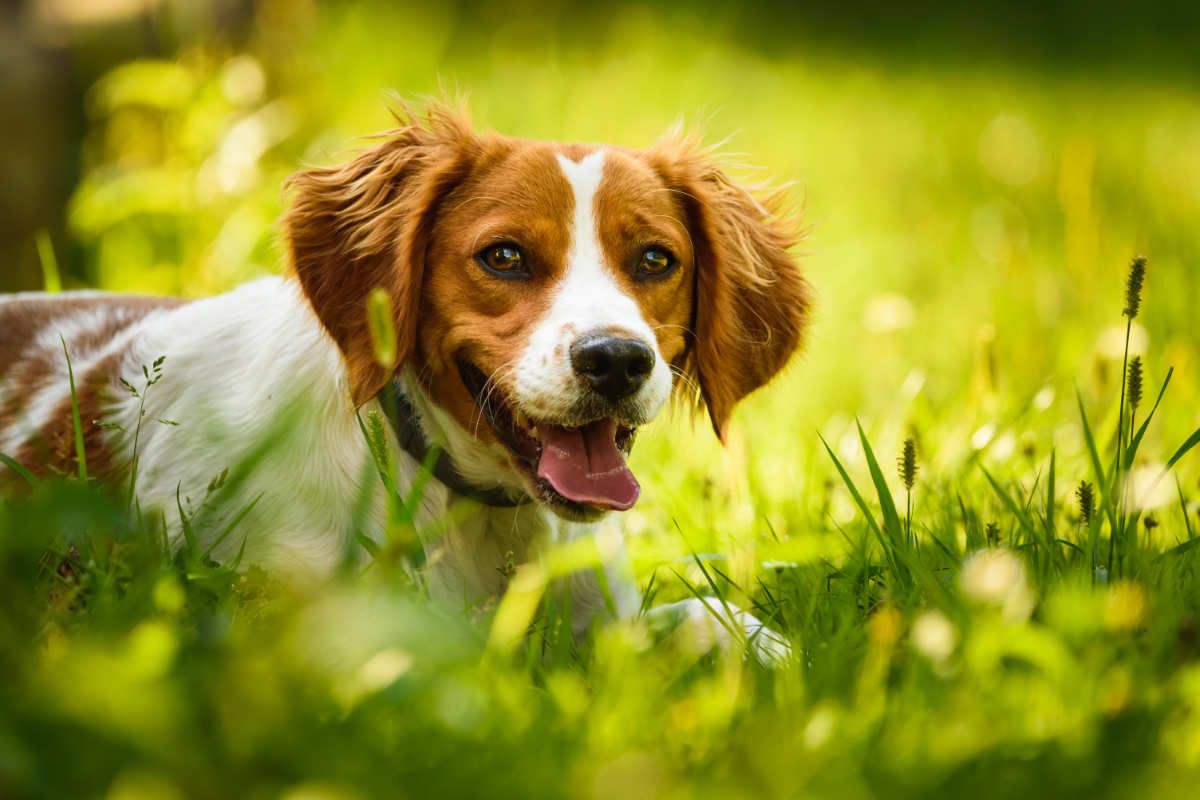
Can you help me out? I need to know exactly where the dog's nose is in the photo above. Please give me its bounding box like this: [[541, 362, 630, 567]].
[[570, 334, 655, 401]]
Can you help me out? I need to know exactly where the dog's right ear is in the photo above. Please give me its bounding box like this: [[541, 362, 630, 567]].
[[286, 104, 476, 406], [646, 134, 811, 442]]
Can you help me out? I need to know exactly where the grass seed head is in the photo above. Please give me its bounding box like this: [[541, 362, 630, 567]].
[[1123, 254, 1147, 319], [1127, 355, 1144, 414], [1076, 480, 1095, 525], [898, 438, 919, 491]]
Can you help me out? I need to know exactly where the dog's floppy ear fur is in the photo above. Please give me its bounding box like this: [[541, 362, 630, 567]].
[[650, 135, 811, 441], [286, 103, 476, 406]]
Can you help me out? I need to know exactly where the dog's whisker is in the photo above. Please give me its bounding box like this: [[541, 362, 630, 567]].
[[668, 364, 701, 395]]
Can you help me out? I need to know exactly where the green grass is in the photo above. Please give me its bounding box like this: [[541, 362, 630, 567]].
[[5, 2, 1200, 797], [2, 265, 1199, 800]]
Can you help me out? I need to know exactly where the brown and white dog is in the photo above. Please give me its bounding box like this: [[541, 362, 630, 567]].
[[0, 105, 809, 658]]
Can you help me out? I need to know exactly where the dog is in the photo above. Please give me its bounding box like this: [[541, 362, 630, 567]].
[[0, 105, 810, 660]]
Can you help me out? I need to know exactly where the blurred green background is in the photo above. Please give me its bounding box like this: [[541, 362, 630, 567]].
[[4, 1, 1200, 798], [5, 0, 1199, 451]]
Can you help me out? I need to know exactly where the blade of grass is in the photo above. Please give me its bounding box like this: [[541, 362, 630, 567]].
[[637, 570, 659, 618], [1044, 450, 1056, 545], [35, 229, 62, 293], [0, 452, 37, 486], [228, 533, 250, 571], [1177, 475, 1195, 541], [1055, 539, 1086, 555], [856, 421, 903, 542], [60, 337, 87, 482], [981, 468, 1040, 543], [175, 484, 198, 555], [819, 432, 895, 572], [403, 444, 442, 515], [1125, 367, 1174, 468], [1165, 427, 1200, 471], [670, 569, 744, 647], [355, 530, 382, 558], [1077, 390, 1120, 570], [958, 493, 983, 551], [1157, 537, 1200, 560], [690, 550, 740, 633], [201, 493, 264, 561]]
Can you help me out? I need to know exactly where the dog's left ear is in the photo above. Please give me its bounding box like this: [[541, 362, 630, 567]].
[[286, 104, 476, 406], [649, 137, 812, 441]]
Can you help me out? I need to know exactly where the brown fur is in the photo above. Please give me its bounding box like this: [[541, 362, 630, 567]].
[[286, 105, 480, 407], [644, 134, 811, 439], [417, 136, 576, 436], [0, 294, 185, 482], [286, 103, 811, 442]]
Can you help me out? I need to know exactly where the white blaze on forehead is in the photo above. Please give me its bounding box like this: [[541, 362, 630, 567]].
[[511, 149, 673, 422], [557, 151, 610, 296]]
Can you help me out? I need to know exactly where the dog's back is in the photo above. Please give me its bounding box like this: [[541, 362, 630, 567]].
[[0, 292, 185, 480]]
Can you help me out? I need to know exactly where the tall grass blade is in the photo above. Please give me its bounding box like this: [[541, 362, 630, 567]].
[[670, 569, 744, 646], [1044, 450, 1057, 545], [819, 432, 894, 570], [1165, 427, 1200, 471], [1125, 367, 1174, 468], [1076, 390, 1119, 536], [35, 229, 62, 293], [60, 337, 88, 483], [201, 493, 264, 561], [690, 551, 740, 632], [1178, 475, 1195, 541], [0, 452, 37, 486], [856, 421, 904, 543], [981, 468, 1039, 544], [175, 484, 197, 555]]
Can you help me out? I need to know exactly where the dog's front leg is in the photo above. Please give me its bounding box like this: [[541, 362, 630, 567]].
[[641, 597, 792, 666], [565, 522, 791, 666]]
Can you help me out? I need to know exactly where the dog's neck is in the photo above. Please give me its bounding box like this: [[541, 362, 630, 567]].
[[384, 369, 533, 508], [380, 370, 585, 609], [377, 378, 530, 508]]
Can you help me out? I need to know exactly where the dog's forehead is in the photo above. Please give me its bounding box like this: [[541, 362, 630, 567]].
[[457, 139, 672, 217], [450, 141, 573, 214]]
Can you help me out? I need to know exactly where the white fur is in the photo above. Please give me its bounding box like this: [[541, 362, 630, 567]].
[[0, 290, 109, 305], [3, 270, 785, 663], [79, 278, 632, 631], [646, 599, 792, 665], [512, 151, 673, 424], [107, 279, 378, 575]]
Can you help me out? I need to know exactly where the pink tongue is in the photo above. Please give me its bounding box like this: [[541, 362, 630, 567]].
[[535, 419, 640, 511]]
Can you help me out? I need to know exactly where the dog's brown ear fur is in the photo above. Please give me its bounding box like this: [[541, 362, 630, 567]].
[[286, 103, 476, 406], [648, 135, 812, 441]]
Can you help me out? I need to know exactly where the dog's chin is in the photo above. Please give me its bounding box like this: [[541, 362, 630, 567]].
[[531, 483, 612, 523], [457, 360, 642, 519]]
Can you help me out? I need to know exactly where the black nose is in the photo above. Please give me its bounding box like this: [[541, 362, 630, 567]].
[[569, 334, 655, 401]]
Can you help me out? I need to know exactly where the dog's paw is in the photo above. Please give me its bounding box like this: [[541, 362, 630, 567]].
[[740, 612, 793, 666], [646, 598, 792, 667]]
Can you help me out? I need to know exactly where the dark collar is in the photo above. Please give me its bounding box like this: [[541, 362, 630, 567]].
[[377, 381, 531, 508]]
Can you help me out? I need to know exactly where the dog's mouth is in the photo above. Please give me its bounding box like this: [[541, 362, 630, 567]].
[[458, 361, 639, 514]]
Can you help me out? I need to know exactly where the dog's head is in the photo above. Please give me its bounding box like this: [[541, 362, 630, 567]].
[[287, 104, 810, 519]]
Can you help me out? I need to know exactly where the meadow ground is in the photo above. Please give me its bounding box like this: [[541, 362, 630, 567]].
[[2, 3, 1200, 798]]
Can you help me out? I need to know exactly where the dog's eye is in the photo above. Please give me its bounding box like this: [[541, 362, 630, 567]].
[[637, 247, 676, 278], [478, 244, 528, 276]]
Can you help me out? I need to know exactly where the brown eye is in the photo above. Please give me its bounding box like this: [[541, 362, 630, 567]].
[[478, 244, 527, 276], [637, 246, 676, 277]]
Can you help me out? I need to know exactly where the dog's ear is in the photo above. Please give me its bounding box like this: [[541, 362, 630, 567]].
[[650, 136, 812, 441], [286, 104, 476, 406]]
